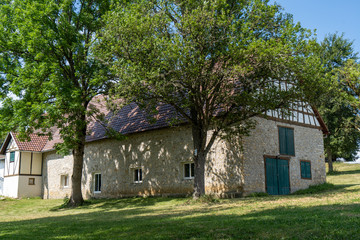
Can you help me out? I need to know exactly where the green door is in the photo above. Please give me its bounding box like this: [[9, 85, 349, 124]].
[[266, 158, 290, 195]]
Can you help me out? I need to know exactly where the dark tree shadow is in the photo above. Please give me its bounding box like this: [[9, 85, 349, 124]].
[[328, 169, 360, 175], [2, 200, 360, 240]]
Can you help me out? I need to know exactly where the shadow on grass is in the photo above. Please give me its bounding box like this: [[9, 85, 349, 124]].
[[49, 183, 360, 212], [328, 169, 360, 175], [92, 196, 182, 210], [291, 182, 340, 195], [2, 200, 360, 240], [302, 184, 360, 197], [50, 196, 182, 212]]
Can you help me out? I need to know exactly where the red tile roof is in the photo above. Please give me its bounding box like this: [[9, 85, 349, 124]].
[[11, 132, 48, 152]]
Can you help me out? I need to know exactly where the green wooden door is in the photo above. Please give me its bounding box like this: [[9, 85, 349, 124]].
[[277, 159, 290, 194], [265, 158, 279, 195], [265, 158, 290, 195]]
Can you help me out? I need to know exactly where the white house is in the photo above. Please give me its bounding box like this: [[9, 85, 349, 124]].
[[0, 133, 46, 198]]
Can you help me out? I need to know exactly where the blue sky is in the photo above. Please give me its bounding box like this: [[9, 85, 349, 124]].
[[270, 0, 360, 54]]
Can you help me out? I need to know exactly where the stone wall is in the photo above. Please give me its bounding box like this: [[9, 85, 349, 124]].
[[42, 117, 325, 199], [82, 126, 194, 199], [81, 126, 245, 199], [242, 117, 326, 194], [204, 132, 244, 196], [42, 152, 73, 199]]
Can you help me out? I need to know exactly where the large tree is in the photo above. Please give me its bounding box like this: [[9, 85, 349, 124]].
[[98, 0, 323, 197], [336, 59, 360, 136], [318, 33, 360, 171], [0, 0, 112, 206]]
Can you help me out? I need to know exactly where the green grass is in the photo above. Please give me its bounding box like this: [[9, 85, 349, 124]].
[[2, 162, 360, 239], [291, 182, 337, 195]]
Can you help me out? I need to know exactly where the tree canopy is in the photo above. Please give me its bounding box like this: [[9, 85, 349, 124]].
[[98, 0, 324, 197], [318, 33, 360, 168], [336, 59, 360, 133], [0, 0, 112, 206]]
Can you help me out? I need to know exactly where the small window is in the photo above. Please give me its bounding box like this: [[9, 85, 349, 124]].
[[279, 127, 295, 156], [10, 152, 15, 163], [61, 175, 69, 188], [94, 173, 101, 193], [134, 168, 142, 183], [300, 161, 311, 179], [28, 178, 35, 185], [184, 162, 195, 179]]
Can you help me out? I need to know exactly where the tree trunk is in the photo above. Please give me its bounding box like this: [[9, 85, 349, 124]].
[[193, 150, 206, 198], [68, 110, 87, 207], [191, 117, 207, 198], [69, 143, 85, 206], [327, 147, 333, 173]]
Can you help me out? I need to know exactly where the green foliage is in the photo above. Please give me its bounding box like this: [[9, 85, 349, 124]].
[[334, 60, 360, 140], [100, 0, 323, 126], [320, 33, 358, 71], [0, 0, 113, 152], [318, 33, 360, 161], [98, 0, 324, 195], [291, 183, 337, 195], [0, 0, 115, 205]]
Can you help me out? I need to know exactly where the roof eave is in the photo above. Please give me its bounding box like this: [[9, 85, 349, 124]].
[[311, 105, 330, 135], [0, 132, 13, 155]]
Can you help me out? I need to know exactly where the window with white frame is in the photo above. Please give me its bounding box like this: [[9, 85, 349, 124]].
[[184, 162, 195, 179], [133, 168, 142, 183], [61, 175, 69, 188], [94, 173, 101, 193]]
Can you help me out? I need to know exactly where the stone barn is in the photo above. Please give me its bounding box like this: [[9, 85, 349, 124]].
[[0, 100, 327, 199]]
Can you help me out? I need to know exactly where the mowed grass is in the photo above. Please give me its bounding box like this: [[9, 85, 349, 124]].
[[1, 162, 360, 239]]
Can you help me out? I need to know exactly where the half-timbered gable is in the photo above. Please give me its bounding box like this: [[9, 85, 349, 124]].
[[0, 133, 47, 198]]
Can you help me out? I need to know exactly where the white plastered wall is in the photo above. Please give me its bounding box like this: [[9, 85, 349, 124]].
[[0, 159, 4, 195], [5, 139, 20, 177], [3, 175, 19, 198]]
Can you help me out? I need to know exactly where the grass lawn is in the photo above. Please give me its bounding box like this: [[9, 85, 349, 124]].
[[1, 162, 360, 239]]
